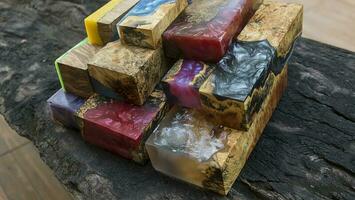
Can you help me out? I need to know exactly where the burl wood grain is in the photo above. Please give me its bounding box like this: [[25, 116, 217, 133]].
[[237, 2, 303, 57], [85, 0, 139, 45], [199, 70, 275, 130], [203, 66, 288, 195], [96, 0, 139, 45], [198, 2, 302, 130], [88, 40, 168, 105], [56, 39, 101, 98], [118, 0, 188, 49]]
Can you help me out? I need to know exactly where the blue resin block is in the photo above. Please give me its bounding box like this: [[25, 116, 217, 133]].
[[47, 89, 85, 129], [118, 0, 188, 49]]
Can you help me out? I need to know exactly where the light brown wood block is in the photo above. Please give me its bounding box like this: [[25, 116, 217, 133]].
[[236, 2, 303, 57], [118, 0, 188, 49], [85, 0, 139, 45], [55, 39, 101, 98], [88, 40, 168, 105]]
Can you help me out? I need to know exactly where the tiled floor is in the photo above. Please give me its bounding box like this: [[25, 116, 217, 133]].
[[0, 116, 72, 200], [0, 0, 354, 199]]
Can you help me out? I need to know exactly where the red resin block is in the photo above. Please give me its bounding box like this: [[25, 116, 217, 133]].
[[76, 91, 169, 164], [161, 59, 214, 108], [163, 0, 262, 62]]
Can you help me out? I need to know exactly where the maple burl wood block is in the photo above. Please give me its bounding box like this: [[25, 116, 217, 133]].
[[146, 66, 287, 195], [161, 59, 214, 109], [118, 0, 188, 49], [55, 39, 101, 98], [199, 2, 303, 130], [47, 89, 85, 129], [88, 40, 168, 105], [85, 0, 139, 46], [237, 2, 303, 59], [76, 90, 169, 164], [162, 0, 262, 62]]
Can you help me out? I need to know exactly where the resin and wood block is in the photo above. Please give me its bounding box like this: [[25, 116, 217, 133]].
[[199, 40, 276, 130], [162, 0, 263, 62], [198, 3, 303, 130], [47, 89, 85, 130], [85, 0, 139, 46], [76, 90, 169, 164], [146, 66, 288, 195], [236, 2, 303, 58], [161, 59, 214, 109], [118, 0, 188, 49], [55, 39, 101, 98], [88, 40, 168, 105]]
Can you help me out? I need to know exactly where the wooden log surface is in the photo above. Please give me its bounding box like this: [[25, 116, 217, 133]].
[[0, 0, 354, 199]]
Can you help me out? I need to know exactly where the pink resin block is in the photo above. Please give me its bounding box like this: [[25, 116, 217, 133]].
[[163, 0, 262, 62], [161, 59, 214, 108], [76, 91, 169, 164]]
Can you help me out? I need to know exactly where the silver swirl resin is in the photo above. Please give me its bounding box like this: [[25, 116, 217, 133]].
[[214, 40, 276, 101]]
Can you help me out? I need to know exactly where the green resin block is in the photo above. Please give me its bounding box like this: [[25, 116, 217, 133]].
[[146, 65, 288, 195], [55, 39, 101, 98]]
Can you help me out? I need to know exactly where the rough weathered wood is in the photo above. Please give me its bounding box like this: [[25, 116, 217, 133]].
[[55, 39, 101, 98], [1, 0, 354, 199], [85, 0, 139, 46], [88, 40, 168, 105], [118, 0, 188, 49]]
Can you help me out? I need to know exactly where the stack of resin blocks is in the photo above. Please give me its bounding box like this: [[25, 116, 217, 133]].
[[48, 0, 303, 195]]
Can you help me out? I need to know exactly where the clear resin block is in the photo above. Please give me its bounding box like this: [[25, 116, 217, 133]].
[[76, 90, 169, 164], [146, 65, 288, 195], [47, 89, 85, 129]]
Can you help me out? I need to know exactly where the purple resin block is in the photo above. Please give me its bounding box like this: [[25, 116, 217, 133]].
[[47, 89, 85, 129], [161, 59, 214, 108]]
